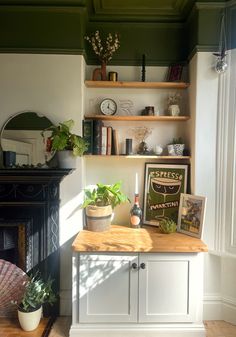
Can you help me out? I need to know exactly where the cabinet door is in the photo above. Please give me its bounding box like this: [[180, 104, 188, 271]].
[[79, 253, 138, 323], [139, 253, 199, 323]]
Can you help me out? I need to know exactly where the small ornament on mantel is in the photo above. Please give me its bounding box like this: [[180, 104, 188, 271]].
[[84, 31, 120, 81]]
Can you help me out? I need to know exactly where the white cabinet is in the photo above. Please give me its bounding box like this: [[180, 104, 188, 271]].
[[71, 252, 205, 337], [79, 254, 138, 323]]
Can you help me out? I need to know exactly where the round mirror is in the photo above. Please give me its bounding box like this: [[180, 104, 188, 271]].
[[1, 111, 54, 167]]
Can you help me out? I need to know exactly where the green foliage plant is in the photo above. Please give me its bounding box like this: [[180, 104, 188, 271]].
[[82, 181, 130, 209], [170, 137, 184, 145], [17, 272, 57, 313], [159, 217, 177, 234], [41, 119, 88, 156]]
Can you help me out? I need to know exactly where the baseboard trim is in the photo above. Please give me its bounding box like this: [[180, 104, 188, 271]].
[[203, 294, 222, 320], [222, 296, 236, 325], [70, 323, 206, 337]]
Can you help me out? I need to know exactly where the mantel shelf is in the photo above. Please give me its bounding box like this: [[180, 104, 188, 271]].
[[85, 155, 191, 160], [85, 80, 189, 89], [84, 115, 190, 122]]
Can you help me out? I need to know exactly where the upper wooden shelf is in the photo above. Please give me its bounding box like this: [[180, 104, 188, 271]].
[[84, 115, 190, 122], [85, 80, 189, 89]]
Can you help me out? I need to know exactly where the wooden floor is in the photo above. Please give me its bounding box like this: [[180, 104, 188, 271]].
[[0, 317, 236, 337]]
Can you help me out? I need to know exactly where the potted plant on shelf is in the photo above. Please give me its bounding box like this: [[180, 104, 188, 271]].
[[167, 92, 182, 116], [82, 181, 130, 232], [41, 119, 88, 168], [14, 272, 56, 332], [167, 137, 185, 156], [159, 217, 177, 234]]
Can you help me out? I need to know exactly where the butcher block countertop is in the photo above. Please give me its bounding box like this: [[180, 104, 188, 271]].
[[72, 225, 208, 253]]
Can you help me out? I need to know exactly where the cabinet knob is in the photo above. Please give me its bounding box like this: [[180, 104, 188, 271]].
[[140, 263, 146, 269], [131, 262, 138, 269]]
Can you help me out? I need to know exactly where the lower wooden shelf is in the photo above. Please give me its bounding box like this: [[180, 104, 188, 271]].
[[84, 155, 190, 160]]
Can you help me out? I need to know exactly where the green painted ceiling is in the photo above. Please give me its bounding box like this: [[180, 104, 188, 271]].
[[0, 0, 233, 65]]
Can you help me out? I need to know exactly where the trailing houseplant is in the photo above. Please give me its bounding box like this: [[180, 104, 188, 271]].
[[14, 272, 57, 331], [41, 119, 88, 168], [82, 182, 129, 232]]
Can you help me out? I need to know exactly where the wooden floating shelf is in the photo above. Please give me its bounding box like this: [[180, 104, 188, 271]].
[[84, 115, 190, 122], [85, 155, 191, 160], [85, 80, 189, 89]]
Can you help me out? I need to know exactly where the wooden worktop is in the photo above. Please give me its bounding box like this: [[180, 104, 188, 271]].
[[72, 225, 208, 253]]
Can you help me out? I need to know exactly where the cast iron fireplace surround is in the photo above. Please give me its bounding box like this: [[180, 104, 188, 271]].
[[0, 168, 72, 316]]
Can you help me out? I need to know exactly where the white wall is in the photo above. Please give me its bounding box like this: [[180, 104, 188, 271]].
[[1, 53, 234, 321], [0, 53, 86, 315]]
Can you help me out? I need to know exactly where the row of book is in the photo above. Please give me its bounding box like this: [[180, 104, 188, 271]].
[[82, 120, 119, 155]]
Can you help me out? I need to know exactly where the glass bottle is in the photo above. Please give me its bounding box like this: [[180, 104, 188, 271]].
[[130, 194, 142, 228]]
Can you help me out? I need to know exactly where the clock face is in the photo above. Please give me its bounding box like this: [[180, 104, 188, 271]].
[[100, 98, 117, 116]]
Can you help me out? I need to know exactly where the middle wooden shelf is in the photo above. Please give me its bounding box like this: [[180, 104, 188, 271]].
[[84, 115, 190, 122]]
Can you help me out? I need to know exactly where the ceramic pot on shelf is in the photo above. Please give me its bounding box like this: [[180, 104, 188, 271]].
[[18, 305, 42, 331], [168, 104, 180, 116]]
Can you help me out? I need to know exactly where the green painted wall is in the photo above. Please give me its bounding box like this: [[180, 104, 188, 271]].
[[0, 1, 231, 65]]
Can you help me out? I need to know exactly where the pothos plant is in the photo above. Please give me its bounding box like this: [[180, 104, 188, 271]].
[[41, 119, 88, 156], [82, 182, 130, 209]]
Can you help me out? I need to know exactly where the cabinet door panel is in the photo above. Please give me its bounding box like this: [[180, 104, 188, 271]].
[[139, 253, 199, 323], [79, 254, 138, 323]]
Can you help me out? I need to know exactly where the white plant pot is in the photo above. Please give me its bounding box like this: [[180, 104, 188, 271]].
[[18, 305, 42, 331], [57, 150, 77, 168], [168, 104, 180, 116], [167, 144, 185, 156]]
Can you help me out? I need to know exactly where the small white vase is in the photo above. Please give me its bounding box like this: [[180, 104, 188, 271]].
[[168, 104, 180, 116], [18, 306, 42, 331], [57, 150, 77, 168]]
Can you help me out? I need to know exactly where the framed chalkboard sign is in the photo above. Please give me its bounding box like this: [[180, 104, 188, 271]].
[[143, 163, 188, 226]]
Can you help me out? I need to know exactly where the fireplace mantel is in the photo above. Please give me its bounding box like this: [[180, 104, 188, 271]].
[[0, 168, 73, 316]]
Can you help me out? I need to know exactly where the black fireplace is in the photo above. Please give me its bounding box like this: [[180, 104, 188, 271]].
[[0, 168, 72, 316]]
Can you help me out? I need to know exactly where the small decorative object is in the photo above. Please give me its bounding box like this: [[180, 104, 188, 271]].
[[13, 271, 56, 331], [141, 54, 146, 82], [143, 106, 154, 116], [108, 71, 118, 81], [167, 92, 181, 116], [125, 138, 133, 155], [130, 173, 142, 228], [100, 98, 117, 115], [177, 193, 207, 238], [41, 119, 88, 168], [167, 137, 185, 156], [154, 144, 163, 155], [213, 11, 228, 74], [3, 150, 16, 167], [143, 163, 188, 226], [166, 64, 183, 82], [132, 126, 152, 155], [159, 217, 177, 234], [84, 31, 120, 81], [81, 181, 129, 232]]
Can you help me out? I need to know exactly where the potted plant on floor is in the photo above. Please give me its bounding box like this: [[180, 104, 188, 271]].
[[82, 181, 130, 232], [167, 137, 185, 156], [41, 119, 88, 168], [15, 272, 57, 332]]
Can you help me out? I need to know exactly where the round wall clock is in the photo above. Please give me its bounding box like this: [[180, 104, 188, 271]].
[[100, 98, 117, 115]]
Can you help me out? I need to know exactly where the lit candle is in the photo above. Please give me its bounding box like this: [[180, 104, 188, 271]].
[[135, 172, 139, 195]]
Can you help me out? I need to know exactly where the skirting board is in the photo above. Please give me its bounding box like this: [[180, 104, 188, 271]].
[[203, 294, 222, 320], [69, 323, 206, 337], [222, 297, 236, 325]]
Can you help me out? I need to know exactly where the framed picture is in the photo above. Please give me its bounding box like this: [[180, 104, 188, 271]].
[[177, 193, 206, 239], [143, 164, 188, 226], [166, 65, 183, 82]]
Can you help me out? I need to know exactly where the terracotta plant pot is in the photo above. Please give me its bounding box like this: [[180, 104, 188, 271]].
[[86, 205, 112, 232]]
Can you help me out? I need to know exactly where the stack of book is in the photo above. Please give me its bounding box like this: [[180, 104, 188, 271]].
[[82, 120, 119, 155]]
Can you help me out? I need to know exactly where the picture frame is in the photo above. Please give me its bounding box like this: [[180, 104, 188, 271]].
[[143, 164, 188, 226], [166, 64, 183, 82], [177, 193, 206, 239]]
